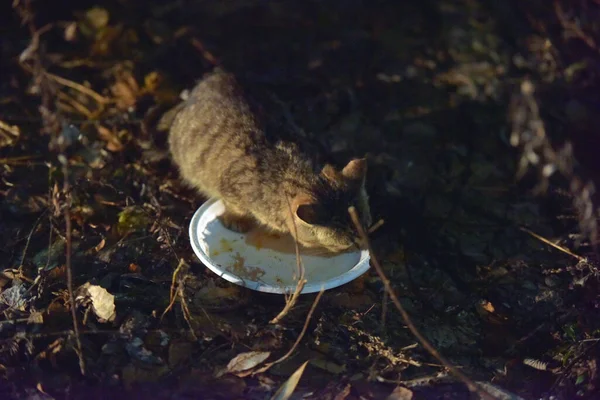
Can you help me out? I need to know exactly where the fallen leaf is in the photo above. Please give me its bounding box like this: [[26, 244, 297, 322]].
[[94, 238, 106, 252], [117, 206, 150, 235], [480, 300, 496, 313], [84, 7, 110, 30], [28, 311, 44, 325], [0, 120, 20, 148], [0, 270, 17, 289], [97, 125, 124, 152], [144, 71, 162, 93], [333, 383, 352, 400], [0, 281, 28, 311], [271, 360, 309, 400], [226, 351, 271, 376], [64, 21, 78, 42], [110, 70, 140, 110], [310, 358, 346, 374], [475, 381, 526, 400], [386, 386, 414, 400], [78, 283, 116, 322]]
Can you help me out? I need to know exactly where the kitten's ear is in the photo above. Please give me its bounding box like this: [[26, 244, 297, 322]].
[[291, 194, 320, 225], [321, 164, 340, 181], [341, 158, 367, 183]]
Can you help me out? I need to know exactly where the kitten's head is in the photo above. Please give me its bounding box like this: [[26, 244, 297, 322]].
[[288, 158, 372, 255]]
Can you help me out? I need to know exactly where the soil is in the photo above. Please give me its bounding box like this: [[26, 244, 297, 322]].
[[1, 0, 600, 399]]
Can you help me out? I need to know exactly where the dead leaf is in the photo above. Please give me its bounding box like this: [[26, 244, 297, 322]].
[[35, 382, 54, 399], [0, 270, 16, 289], [480, 300, 496, 313], [88, 285, 116, 322], [226, 351, 270, 376], [110, 70, 140, 110], [47, 264, 67, 281], [475, 381, 526, 400], [333, 384, 352, 400], [143, 71, 162, 93], [386, 386, 414, 400], [84, 7, 110, 30], [64, 21, 78, 42], [97, 125, 124, 152], [28, 311, 44, 325], [117, 206, 150, 235], [0, 120, 20, 148], [129, 263, 141, 273], [91, 25, 122, 56], [310, 358, 346, 374], [0, 281, 28, 311], [271, 360, 309, 400], [77, 283, 116, 322], [476, 300, 509, 324], [93, 238, 106, 252]]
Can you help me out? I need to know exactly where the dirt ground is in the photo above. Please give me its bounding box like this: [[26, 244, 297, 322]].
[[1, 0, 600, 399]]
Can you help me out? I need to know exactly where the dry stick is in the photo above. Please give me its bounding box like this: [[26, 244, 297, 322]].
[[57, 91, 94, 118], [14, 0, 86, 375], [0, 119, 20, 136], [348, 206, 496, 400], [520, 226, 586, 261], [45, 72, 109, 105], [59, 156, 85, 375], [178, 285, 199, 342], [0, 155, 41, 165], [368, 218, 385, 234], [554, 1, 599, 52], [161, 258, 186, 320], [270, 197, 307, 324], [254, 288, 325, 375], [19, 209, 49, 269], [21, 328, 195, 340]]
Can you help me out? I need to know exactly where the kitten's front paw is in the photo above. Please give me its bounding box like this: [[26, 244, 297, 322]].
[[218, 212, 255, 233]]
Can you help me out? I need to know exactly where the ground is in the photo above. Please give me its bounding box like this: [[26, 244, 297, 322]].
[[1, 0, 600, 399]]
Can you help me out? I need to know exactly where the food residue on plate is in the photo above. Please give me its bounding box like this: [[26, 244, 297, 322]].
[[211, 237, 238, 257], [220, 238, 234, 252], [245, 229, 342, 258], [226, 252, 265, 280], [244, 229, 296, 253]]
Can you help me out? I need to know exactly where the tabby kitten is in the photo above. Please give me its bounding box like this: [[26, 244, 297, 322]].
[[168, 69, 371, 254]]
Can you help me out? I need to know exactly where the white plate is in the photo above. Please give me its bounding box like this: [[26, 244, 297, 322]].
[[189, 198, 370, 294]]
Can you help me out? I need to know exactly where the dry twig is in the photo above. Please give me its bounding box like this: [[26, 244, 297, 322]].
[[520, 226, 586, 261], [46, 72, 109, 105], [270, 197, 307, 324], [254, 288, 324, 374], [13, 0, 86, 375], [162, 258, 187, 320], [348, 206, 495, 400], [59, 155, 86, 375]]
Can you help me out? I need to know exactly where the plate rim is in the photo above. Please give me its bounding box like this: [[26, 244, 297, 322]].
[[189, 198, 371, 294]]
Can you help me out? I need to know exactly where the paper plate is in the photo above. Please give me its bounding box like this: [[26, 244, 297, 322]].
[[188, 198, 370, 294]]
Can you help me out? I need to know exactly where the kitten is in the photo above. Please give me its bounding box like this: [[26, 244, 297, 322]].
[[168, 69, 372, 254]]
